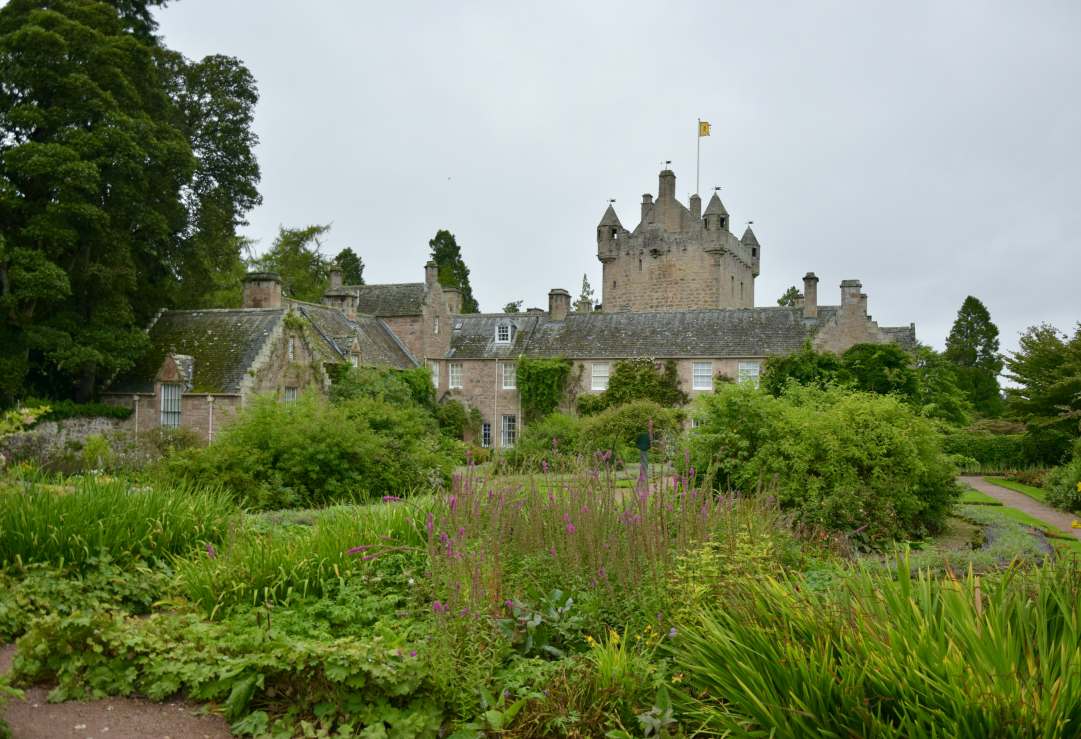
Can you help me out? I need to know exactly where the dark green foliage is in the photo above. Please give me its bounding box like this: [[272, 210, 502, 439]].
[[334, 247, 365, 285], [1005, 323, 1081, 465], [941, 431, 1026, 470], [517, 357, 573, 422], [0, 1, 260, 403], [435, 399, 482, 440], [577, 274, 594, 311], [578, 400, 684, 457], [761, 342, 843, 396], [167, 393, 456, 509], [945, 296, 1004, 415], [329, 365, 434, 409], [688, 384, 957, 545], [30, 399, 133, 424], [503, 300, 523, 313], [251, 224, 332, 303], [578, 359, 688, 415], [506, 412, 582, 470], [911, 345, 971, 426], [841, 342, 919, 398], [1045, 440, 1081, 513], [429, 230, 479, 313], [777, 286, 801, 306]]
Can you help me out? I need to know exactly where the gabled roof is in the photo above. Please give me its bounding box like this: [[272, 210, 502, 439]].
[[108, 309, 283, 394], [351, 283, 427, 317], [703, 192, 729, 217], [598, 204, 623, 228]]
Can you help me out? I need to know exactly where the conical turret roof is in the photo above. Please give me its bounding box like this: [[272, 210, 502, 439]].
[[703, 192, 729, 217], [741, 225, 759, 246], [598, 204, 623, 228]]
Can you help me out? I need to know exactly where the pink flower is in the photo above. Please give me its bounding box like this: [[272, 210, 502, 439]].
[[205, 543, 217, 559], [565, 522, 576, 534], [432, 601, 445, 614], [382, 495, 403, 503], [410, 649, 417, 657], [449, 495, 458, 512], [425, 512, 434, 534]]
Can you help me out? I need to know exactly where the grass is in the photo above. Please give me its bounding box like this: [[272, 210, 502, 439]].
[[983, 476, 1049, 503], [959, 488, 1002, 506], [0, 474, 236, 569]]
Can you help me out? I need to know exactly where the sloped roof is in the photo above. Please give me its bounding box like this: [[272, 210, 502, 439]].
[[741, 226, 759, 246], [108, 309, 282, 394], [446, 314, 543, 359], [880, 325, 918, 351], [598, 204, 623, 228], [351, 283, 426, 316], [703, 192, 729, 217], [296, 303, 417, 368]]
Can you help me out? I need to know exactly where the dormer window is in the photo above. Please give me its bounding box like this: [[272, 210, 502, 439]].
[[495, 322, 513, 344]]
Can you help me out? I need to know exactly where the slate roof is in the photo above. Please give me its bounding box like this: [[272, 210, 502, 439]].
[[108, 309, 283, 394], [296, 303, 417, 368], [350, 283, 426, 316], [880, 325, 918, 350], [598, 204, 623, 228], [447, 307, 919, 360], [704, 192, 729, 217]]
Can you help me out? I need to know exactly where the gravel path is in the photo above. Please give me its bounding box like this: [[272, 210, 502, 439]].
[[960, 476, 1081, 541], [1, 644, 232, 739]]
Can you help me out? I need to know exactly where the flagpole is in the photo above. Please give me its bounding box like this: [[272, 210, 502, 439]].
[[696, 119, 701, 195]]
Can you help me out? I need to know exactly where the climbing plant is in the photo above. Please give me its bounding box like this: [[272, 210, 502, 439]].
[[517, 357, 573, 422], [578, 358, 688, 415]]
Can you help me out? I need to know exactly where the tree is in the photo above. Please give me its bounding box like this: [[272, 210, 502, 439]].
[[944, 296, 1004, 416], [0, 1, 261, 404], [577, 274, 595, 311], [335, 248, 364, 285], [911, 344, 971, 426], [761, 342, 843, 396], [428, 230, 478, 313], [777, 286, 802, 307], [578, 358, 688, 414], [503, 300, 523, 314], [841, 343, 919, 399], [1004, 323, 1081, 464], [251, 225, 332, 303]]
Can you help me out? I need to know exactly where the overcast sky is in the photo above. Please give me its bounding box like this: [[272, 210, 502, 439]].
[[157, 0, 1080, 354]]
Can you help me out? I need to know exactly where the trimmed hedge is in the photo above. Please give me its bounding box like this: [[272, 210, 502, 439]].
[[941, 430, 1026, 470]]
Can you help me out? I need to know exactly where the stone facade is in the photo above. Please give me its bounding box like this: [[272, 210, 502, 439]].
[[597, 170, 758, 312]]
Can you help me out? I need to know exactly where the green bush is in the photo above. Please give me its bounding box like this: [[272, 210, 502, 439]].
[[434, 399, 482, 440], [30, 400, 133, 424], [688, 384, 957, 544], [577, 359, 688, 415], [168, 393, 456, 509], [505, 412, 582, 471], [1045, 452, 1081, 513], [941, 430, 1026, 470], [578, 400, 684, 457]]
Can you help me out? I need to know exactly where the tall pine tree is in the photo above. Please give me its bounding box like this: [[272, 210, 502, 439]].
[[428, 230, 478, 313], [335, 248, 364, 285], [944, 296, 1004, 416]]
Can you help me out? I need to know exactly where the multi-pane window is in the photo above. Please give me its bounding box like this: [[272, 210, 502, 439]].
[[591, 362, 610, 391], [449, 363, 463, 389], [351, 354, 360, 368], [502, 362, 516, 389], [501, 415, 517, 448], [691, 417, 703, 429], [429, 360, 439, 389], [434, 317, 440, 335], [692, 361, 713, 390], [481, 422, 491, 449], [284, 387, 298, 403], [287, 337, 296, 361], [496, 324, 511, 343], [738, 361, 761, 387], [160, 383, 182, 428]]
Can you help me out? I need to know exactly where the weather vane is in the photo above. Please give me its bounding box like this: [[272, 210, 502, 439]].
[[608, 198, 616, 204], [714, 186, 722, 191]]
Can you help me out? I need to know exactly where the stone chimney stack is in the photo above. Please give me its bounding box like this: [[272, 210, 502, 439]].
[[425, 261, 439, 289], [575, 297, 593, 313], [840, 279, 863, 310], [641, 193, 653, 222], [803, 272, 819, 320], [443, 287, 462, 314], [242, 272, 282, 309], [329, 265, 343, 290], [548, 288, 571, 321], [689, 193, 701, 219], [658, 169, 676, 201]]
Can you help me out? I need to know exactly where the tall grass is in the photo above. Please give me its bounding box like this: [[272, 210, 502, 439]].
[[177, 500, 429, 616], [671, 555, 1081, 737], [0, 475, 236, 569]]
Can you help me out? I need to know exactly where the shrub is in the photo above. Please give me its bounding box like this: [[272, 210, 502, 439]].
[[941, 430, 1026, 470], [761, 342, 844, 396], [167, 393, 456, 509], [1045, 452, 1081, 513], [505, 412, 582, 471], [577, 359, 687, 415], [517, 357, 574, 422], [435, 399, 482, 440], [32, 400, 132, 424], [688, 384, 957, 544], [578, 400, 684, 457]]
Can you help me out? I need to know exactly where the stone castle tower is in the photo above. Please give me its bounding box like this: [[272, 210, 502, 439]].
[[596, 169, 760, 312]]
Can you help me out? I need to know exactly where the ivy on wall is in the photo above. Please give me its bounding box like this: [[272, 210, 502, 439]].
[[578, 358, 689, 415], [517, 357, 573, 422]]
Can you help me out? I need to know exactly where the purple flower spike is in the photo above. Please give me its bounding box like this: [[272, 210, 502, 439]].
[[504, 599, 514, 609], [565, 522, 576, 534], [425, 512, 434, 534], [382, 495, 403, 503], [347, 545, 369, 555], [668, 627, 677, 638], [449, 494, 458, 512], [410, 649, 417, 657], [205, 542, 217, 559], [432, 600, 445, 614]]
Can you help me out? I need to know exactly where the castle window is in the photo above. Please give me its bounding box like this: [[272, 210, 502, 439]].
[[591, 362, 610, 391], [160, 383, 182, 428], [501, 414, 517, 447], [351, 354, 360, 368], [287, 337, 295, 361], [731, 276, 735, 295], [449, 362, 462, 389], [481, 422, 491, 448], [284, 386, 298, 403], [752, 248, 757, 257], [692, 361, 713, 390], [434, 317, 440, 335], [720, 217, 726, 229], [740, 281, 744, 300], [611, 228, 618, 239], [612, 280, 617, 289], [495, 323, 512, 344], [502, 362, 516, 390], [429, 360, 439, 389], [738, 361, 761, 388], [638, 258, 642, 271]]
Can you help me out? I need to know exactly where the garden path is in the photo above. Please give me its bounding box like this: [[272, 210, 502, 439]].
[[959, 476, 1081, 541], [1, 644, 231, 739]]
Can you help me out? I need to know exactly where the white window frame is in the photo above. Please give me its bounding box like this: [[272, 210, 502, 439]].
[[429, 360, 439, 389], [284, 386, 298, 403], [449, 362, 463, 389], [160, 383, 182, 428], [591, 362, 610, 391], [434, 317, 440, 335], [350, 354, 360, 368], [287, 337, 296, 362], [481, 422, 491, 448], [495, 323, 511, 344], [691, 417, 703, 429], [692, 361, 713, 390], [738, 360, 761, 387], [501, 414, 517, 448], [502, 362, 516, 390]]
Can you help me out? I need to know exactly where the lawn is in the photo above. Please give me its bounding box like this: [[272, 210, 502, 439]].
[[983, 476, 1049, 503]]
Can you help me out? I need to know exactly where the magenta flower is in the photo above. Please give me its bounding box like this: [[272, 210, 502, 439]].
[[205, 542, 217, 559], [347, 545, 369, 555], [542, 459, 549, 473], [410, 649, 417, 657], [504, 599, 514, 609], [425, 512, 434, 534], [432, 601, 445, 614], [449, 494, 458, 512], [382, 495, 403, 503], [565, 522, 576, 534]]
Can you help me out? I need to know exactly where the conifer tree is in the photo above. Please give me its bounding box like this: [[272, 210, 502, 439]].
[[944, 296, 1004, 415], [335, 248, 365, 285], [428, 230, 479, 313], [777, 286, 802, 306], [578, 274, 595, 310]]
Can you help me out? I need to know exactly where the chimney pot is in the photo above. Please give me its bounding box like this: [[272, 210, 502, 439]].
[[689, 193, 701, 219], [425, 261, 439, 289], [803, 272, 819, 320], [242, 272, 282, 309], [548, 288, 571, 321], [329, 266, 342, 290]]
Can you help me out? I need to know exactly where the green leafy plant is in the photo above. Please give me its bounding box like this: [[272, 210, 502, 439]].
[[497, 590, 586, 659], [517, 357, 574, 422], [579, 359, 688, 415]]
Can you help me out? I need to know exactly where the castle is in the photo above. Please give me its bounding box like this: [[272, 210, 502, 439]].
[[103, 167, 916, 447]]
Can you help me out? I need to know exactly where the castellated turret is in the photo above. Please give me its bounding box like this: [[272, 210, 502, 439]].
[[596, 169, 758, 312]]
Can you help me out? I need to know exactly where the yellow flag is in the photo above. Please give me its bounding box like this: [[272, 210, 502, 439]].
[[698, 120, 711, 137]]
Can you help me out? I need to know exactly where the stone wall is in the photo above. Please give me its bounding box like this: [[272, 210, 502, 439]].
[[103, 393, 242, 443], [0, 416, 125, 464], [438, 358, 521, 449]]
